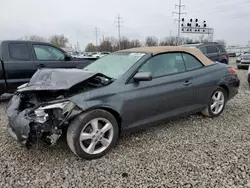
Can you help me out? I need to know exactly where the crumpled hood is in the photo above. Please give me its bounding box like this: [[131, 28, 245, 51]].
[[17, 68, 103, 92]]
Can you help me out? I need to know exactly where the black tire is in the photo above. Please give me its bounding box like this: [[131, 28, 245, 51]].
[[221, 59, 228, 64], [237, 65, 242, 69], [201, 87, 227, 118], [67, 109, 119, 160]]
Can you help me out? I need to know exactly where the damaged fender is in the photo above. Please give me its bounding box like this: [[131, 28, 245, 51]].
[[6, 68, 113, 146]]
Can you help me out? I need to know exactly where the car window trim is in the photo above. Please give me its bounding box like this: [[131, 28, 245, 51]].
[[126, 51, 187, 84], [181, 52, 204, 71], [8, 43, 31, 61], [32, 44, 65, 61]]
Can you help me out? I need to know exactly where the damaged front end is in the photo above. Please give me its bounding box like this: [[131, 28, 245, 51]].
[[6, 68, 112, 147], [7, 94, 82, 147]]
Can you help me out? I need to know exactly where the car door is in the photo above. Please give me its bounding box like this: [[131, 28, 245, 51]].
[[181, 52, 214, 108], [205, 45, 220, 62], [2, 42, 37, 91], [31, 44, 78, 69], [122, 52, 195, 128]]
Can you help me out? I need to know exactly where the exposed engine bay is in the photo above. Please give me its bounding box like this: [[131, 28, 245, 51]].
[[7, 69, 112, 147]]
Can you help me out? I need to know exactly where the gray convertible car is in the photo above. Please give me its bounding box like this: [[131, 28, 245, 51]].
[[7, 46, 240, 160]]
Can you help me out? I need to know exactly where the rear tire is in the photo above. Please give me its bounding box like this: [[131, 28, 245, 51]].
[[221, 59, 228, 64], [201, 87, 227, 118], [67, 109, 119, 160]]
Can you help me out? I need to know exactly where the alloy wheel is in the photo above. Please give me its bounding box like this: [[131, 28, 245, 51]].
[[79, 118, 114, 155], [210, 91, 225, 115]]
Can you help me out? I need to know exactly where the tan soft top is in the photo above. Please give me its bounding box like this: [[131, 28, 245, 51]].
[[120, 46, 213, 66]]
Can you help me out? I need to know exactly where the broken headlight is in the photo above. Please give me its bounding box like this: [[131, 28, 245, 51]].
[[33, 101, 76, 123]]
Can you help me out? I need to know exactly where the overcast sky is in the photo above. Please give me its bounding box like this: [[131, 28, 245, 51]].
[[1, 0, 249, 49]]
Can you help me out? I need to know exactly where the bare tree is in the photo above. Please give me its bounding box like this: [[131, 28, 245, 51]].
[[110, 37, 119, 52], [159, 37, 177, 46], [216, 40, 227, 47], [85, 43, 96, 52], [99, 37, 114, 52], [19, 35, 47, 42], [145, 36, 158, 46], [130, 39, 141, 48], [29, 35, 47, 42], [198, 35, 209, 43], [120, 37, 131, 50], [183, 38, 194, 44], [49, 34, 69, 48]]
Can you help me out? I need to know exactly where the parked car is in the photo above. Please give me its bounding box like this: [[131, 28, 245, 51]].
[[7, 46, 239, 160], [182, 42, 229, 64], [228, 52, 236, 57], [237, 52, 250, 69], [0, 40, 97, 95], [92, 52, 111, 59], [236, 56, 241, 63]]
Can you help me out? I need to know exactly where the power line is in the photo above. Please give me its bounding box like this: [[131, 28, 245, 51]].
[[93, 27, 100, 48], [172, 0, 187, 45], [114, 13, 123, 50]]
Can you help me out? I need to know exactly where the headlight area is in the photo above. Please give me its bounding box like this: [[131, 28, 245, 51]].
[[26, 101, 82, 146]]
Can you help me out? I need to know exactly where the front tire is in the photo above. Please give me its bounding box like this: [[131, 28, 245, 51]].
[[201, 87, 227, 118], [67, 109, 119, 160]]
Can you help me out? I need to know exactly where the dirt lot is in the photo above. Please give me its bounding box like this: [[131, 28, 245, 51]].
[[1, 58, 250, 188]]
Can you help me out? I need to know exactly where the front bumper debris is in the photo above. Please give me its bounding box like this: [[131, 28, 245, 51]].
[[7, 95, 31, 144], [6, 94, 82, 147]]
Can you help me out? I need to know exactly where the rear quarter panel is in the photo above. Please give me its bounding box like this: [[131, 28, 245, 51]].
[[192, 63, 232, 105]]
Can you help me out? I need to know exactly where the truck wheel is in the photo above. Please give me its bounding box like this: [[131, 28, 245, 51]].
[[67, 109, 119, 160], [221, 60, 228, 64], [201, 87, 227, 118]]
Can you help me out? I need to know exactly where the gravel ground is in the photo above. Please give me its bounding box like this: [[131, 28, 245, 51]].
[[1, 58, 250, 188]]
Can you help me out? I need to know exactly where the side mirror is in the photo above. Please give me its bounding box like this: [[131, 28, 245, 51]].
[[133, 72, 152, 82], [64, 53, 72, 61]]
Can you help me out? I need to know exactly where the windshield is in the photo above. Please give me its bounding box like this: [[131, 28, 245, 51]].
[[84, 52, 146, 79]]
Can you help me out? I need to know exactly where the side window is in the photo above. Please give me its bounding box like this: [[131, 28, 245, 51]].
[[9, 43, 31, 60], [33, 45, 65, 61], [199, 46, 207, 54], [206, 46, 219, 54], [138, 53, 185, 78], [182, 53, 203, 71], [216, 45, 226, 52]]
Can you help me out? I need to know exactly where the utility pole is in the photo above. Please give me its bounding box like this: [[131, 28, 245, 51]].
[[169, 30, 172, 37], [93, 27, 100, 51], [115, 13, 123, 50], [172, 0, 186, 45], [76, 41, 81, 52]]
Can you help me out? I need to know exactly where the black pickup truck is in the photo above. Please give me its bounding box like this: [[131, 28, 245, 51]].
[[0, 40, 96, 95]]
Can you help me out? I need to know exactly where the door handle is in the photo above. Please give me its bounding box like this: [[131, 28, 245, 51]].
[[183, 80, 192, 86], [38, 64, 45, 68]]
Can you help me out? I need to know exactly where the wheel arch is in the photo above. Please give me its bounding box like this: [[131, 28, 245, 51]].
[[218, 84, 229, 98], [98, 107, 122, 129], [79, 106, 123, 133]]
